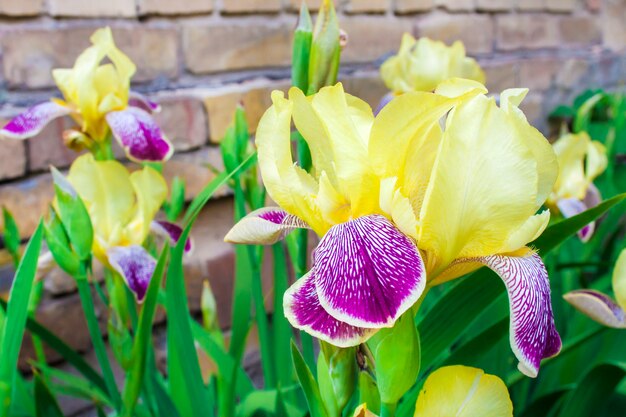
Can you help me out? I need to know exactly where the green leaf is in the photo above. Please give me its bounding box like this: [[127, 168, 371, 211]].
[[121, 246, 169, 416], [0, 222, 43, 417], [273, 243, 294, 388], [518, 388, 571, 417], [34, 374, 65, 417], [358, 371, 380, 416], [442, 318, 508, 367], [291, 341, 329, 417], [236, 388, 305, 417], [557, 363, 626, 417], [2, 207, 20, 264], [44, 208, 79, 276], [37, 364, 110, 407], [291, 2, 313, 92]]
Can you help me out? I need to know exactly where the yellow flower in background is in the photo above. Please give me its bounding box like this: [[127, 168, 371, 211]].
[[380, 34, 485, 95], [547, 132, 608, 242], [226, 79, 561, 377]]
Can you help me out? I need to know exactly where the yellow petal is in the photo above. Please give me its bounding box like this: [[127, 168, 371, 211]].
[[353, 404, 378, 417], [379, 177, 418, 240], [126, 166, 168, 243], [551, 132, 591, 201], [585, 140, 608, 184], [256, 90, 326, 234], [501, 210, 550, 253], [414, 365, 513, 417], [90, 27, 136, 98], [52, 68, 77, 104], [613, 249, 626, 310], [317, 171, 351, 225], [67, 154, 135, 244], [418, 93, 541, 274]]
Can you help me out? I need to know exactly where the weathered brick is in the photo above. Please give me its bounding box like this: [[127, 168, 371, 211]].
[[555, 58, 589, 88], [482, 61, 519, 92], [496, 14, 559, 50], [2, 26, 179, 88], [0, 0, 43, 15], [183, 21, 293, 74], [340, 17, 413, 62], [395, 0, 434, 14], [546, 0, 575, 11], [347, 0, 389, 13], [138, 0, 213, 15], [586, 0, 601, 12], [418, 13, 494, 54], [559, 16, 602, 46], [222, 0, 281, 13], [0, 115, 27, 180], [153, 96, 208, 151], [48, 0, 136, 17], [202, 81, 289, 143], [518, 93, 544, 128], [27, 114, 77, 173], [602, 0, 626, 51], [519, 58, 560, 91], [516, 0, 544, 10], [340, 73, 388, 109], [0, 173, 53, 238], [476, 0, 513, 11], [286, 0, 320, 11], [435, 0, 474, 11]]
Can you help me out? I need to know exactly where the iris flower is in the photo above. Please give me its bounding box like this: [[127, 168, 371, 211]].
[[225, 79, 561, 377], [546, 132, 608, 242], [380, 34, 485, 95], [353, 366, 513, 417], [0, 27, 172, 162], [565, 248, 626, 328], [65, 154, 190, 301]]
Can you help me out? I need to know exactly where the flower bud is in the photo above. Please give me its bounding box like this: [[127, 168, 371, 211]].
[[201, 280, 218, 332], [308, 0, 341, 94], [291, 2, 313, 92], [44, 207, 80, 276], [318, 342, 357, 415]]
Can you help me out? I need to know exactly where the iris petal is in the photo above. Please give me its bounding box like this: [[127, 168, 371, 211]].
[[106, 107, 173, 162], [557, 198, 595, 242], [151, 220, 193, 254], [107, 245, 156, 303], [128, 91, 161, 113], [564, 290, 626, 328], [283, 271, 375, 347], [0, 101, 72, 140], [314, 214, 425, 328], [224, 207, 309, 245]]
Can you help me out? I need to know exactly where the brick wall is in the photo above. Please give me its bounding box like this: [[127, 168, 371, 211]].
[[0, 0, 624, 377]]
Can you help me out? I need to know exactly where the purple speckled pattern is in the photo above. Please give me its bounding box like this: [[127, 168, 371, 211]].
[[557, 198, 595, 242], [107, 245, 157, 303], [284, 271, 374, 347], [314, 214, 425, 328], [476, 252, 561, 377], [0, 101, 72, 140], [151, 221, 192, 253], [106, 107, 173, 162], [128, 91, 161, 113]]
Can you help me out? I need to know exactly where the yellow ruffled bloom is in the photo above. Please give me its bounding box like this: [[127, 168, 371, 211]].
[[380, 34, 485, 94], [66, 153, 167, 265], [53, 27, 136, 141]]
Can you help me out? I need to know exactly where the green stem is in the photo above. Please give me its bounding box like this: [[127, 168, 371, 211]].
[[76, 263, 122, 410], [92, 137, 114, 161], [381, 402, 397, 417]]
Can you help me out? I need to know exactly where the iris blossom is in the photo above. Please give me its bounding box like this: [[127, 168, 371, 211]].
[[565, 248, 626, 328], [65, 154, 190, 301], [376, 34, 485, 111], [225, 79, 561, 377], [546, 132, 607, 242], [0, 27, 172, 162]]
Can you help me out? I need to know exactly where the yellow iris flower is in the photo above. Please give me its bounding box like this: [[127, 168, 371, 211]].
[[380, 34, 485, 95]]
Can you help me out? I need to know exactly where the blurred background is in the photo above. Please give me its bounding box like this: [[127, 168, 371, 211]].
[[0, 0, 624, 413]]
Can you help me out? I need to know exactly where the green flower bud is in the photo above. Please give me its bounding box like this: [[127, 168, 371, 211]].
[[44, 208, 80, 276], [358, 371, 381, 416], [201, 280, 219, 332], [318, 342, 358, 416], [292, 1, 313, 92], [308, 0, 341, 94]]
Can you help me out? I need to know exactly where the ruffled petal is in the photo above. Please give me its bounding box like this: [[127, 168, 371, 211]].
[[224, 207, 309, 245], [283, 271, 375, 347], [107, 245, 156, 303], [151, 220, 193, 254], [557, 198, 594, 242], [414, 365, 513, 417], [314, 214, 425, 328], [564, 290, 626, 328], [0, 101, 72, 140], [106, 107, 173, 162], [449, 250, 561, 377], [128, 91, 161, 113]]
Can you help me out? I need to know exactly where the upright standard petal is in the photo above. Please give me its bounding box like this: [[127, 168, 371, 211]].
[[224, 207, 309, 245], [151, 221, 193, 253], [106, 107, 173, 162], [284, 271, 375, 347], [414, 366, 513, 417], [0, 102, 72, 140], [449, 251, 561, 377], [107, 245, 156, 303], [314, 215, 425, 328]]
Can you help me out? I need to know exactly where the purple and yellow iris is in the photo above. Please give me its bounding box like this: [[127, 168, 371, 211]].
[[0, 27, 172, 163], [225, 79, 562, 377]]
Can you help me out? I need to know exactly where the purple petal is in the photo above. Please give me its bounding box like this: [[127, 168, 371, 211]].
[[314, 214, 425, 328], [564, 289, 626, 329], [0, 101, 72, 140], [284, 271, 376, 347], [224, 207, 310, 245], [557, 198, 595, 242], [128, 91, 161, 113], [374, 92, 395, 116], [106, 107, 173, 162], [459, 251, 561, 377], [107, 245, 157, 303], [151, 220, 193, 254]]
